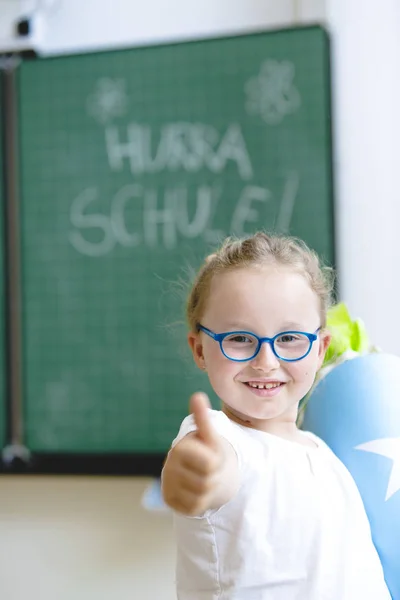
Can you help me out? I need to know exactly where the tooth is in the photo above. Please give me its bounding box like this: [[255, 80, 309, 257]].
[[248, 382, 282, 389]]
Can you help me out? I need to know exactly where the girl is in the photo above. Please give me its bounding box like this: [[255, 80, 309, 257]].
[[161, 232, 391, 600]]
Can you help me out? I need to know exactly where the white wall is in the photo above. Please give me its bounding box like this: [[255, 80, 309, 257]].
[[326, 0, 400, 353], [2, 0, 400, 599], [40, 0, 296, 54], [0, 0, 325, 55]]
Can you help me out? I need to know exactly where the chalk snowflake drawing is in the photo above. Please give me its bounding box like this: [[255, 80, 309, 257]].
[[87, 78, 128, 124], [245, 60, 301, 125]]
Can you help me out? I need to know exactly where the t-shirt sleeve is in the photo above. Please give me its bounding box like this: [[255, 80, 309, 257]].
[[171, 409, 243, 471]]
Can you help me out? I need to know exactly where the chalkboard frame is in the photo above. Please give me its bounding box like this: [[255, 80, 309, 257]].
[[0, 67, 9, 456], [0, 451, 164, 475]]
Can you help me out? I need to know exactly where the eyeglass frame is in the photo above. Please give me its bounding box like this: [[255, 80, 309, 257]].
[[197, 324, 321, 363]]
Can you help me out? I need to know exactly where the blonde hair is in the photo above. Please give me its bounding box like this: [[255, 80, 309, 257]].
[[186, 231, 334, 332]]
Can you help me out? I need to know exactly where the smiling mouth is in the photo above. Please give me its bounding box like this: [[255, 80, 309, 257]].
[[245, 382, 284, 390]]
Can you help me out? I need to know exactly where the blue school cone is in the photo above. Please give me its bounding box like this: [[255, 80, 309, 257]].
[[302, 353, 400, 599]]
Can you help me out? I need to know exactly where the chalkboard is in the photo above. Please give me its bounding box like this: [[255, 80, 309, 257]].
[[17, 26, 334, 458]]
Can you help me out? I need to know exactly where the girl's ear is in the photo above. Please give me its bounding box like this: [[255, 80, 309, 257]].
[[317, 328, 332, 370], [188, 332, 206, 371]]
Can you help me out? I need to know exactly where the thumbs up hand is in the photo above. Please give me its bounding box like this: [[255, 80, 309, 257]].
[[190, 392, 220, 450], [161, 392, 228, 516]]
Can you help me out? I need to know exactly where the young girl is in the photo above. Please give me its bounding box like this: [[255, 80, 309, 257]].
[[161, 232, 391, 600]]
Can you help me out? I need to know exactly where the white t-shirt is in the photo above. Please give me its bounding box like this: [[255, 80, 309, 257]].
[[170, 410, 391, 600]]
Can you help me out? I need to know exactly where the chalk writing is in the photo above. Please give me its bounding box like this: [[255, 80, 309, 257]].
[[69, 174, 299, 256], [105, 122, 253, 180], [275, 171, 300, 233], [87, 78, 129, 124], [245, 60, 301, 125]]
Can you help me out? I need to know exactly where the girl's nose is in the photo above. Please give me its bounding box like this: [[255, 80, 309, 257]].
[[250, 341, 280, 371]]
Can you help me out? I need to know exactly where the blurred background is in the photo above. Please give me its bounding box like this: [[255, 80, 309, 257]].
[[0, 1, 399, 599]]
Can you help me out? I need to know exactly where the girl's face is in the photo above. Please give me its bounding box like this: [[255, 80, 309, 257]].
[[188, 266, 331, 430]]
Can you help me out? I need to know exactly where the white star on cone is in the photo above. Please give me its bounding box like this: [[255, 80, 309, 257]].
[[355, 438, 400, 501]]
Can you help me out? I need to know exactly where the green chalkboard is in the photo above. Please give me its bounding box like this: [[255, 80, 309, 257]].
[[0, 72, 6, 450], [18, 26, 334, 454]]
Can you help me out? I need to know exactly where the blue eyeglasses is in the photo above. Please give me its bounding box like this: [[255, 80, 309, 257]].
[[197, 324, 321, 363]]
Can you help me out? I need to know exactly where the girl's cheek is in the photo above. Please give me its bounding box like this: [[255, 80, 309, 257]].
[[288, 364, 311, 381]]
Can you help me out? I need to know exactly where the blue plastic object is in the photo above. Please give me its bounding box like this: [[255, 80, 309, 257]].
[[303, 353, 400, 599]]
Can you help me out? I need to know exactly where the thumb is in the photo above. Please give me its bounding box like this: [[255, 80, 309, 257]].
[[190, 392, 218, 448]]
